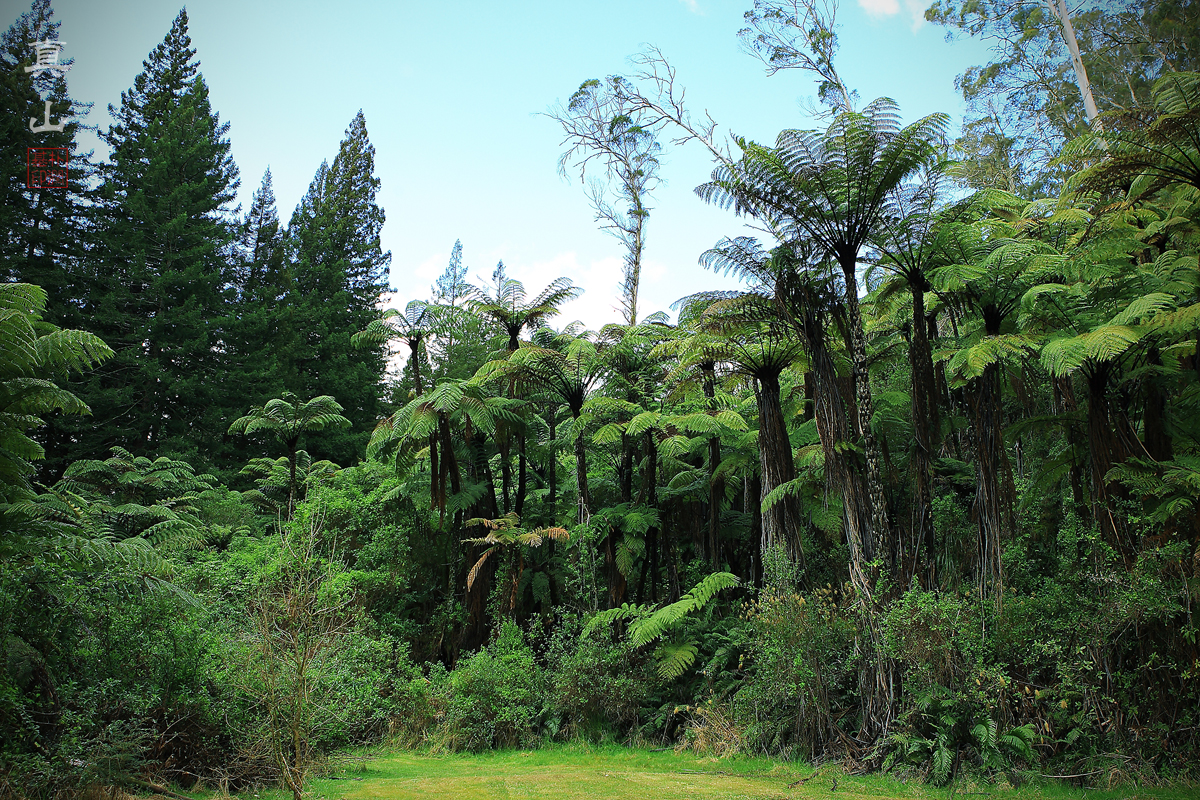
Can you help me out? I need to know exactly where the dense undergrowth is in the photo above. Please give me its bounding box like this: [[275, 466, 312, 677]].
[[2, 464, 1195, 797]]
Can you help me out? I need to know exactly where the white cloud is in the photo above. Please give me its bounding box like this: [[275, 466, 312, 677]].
[[857, 0, 900, 16], [903, 0, 930, 30], [857, 0, 930, 30], [678, 0, 701, 15], [507, 251, 625, 331]]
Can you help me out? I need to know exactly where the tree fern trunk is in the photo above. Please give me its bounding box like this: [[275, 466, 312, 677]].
[[499, 434, 512, 514], [548, 411, 558, 525], [572, 407, 590, 522], [910, 284, 939, 588], [755, 371, 805, 567], [704, 366, 722, 569], [1085, 366, 1134, 564], [970, 359, 1011, 611], [840, 263, 891, 567], [620, 431, 634, 503], [515, 431, 528, 516]]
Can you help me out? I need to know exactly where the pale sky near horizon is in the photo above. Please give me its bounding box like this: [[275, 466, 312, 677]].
[[29, 0, 992, 337]]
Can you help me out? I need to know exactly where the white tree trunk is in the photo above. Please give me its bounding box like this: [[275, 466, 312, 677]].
[[1047, 0, 1101, 129]]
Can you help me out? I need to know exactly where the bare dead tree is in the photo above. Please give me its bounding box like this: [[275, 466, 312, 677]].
[[242, 508, 355, 800], [549, 77, 661, 325], [738, 0, 857, 114]]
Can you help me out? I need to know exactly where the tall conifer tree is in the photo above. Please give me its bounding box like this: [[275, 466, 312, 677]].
[[221, 168, 301, 469], [1, 0, 90, 314], [2, 1, 94, 477], [231, 169, 294, 396], [286, 111, 391, 465], [71, 8, 239, 469]]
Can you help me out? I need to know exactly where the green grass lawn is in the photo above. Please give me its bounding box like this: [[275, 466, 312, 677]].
[[209, 746, 1195, 800]]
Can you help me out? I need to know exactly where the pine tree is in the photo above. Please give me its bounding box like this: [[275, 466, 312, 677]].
[[1, 0, 95, 478], [1, 0, 90, 308], [220, 169, 301, 469], [231, 169, 295, 393], [69, 8, 240, 471], [285, 111, 391, 465], [433, 238, 470, 304], [429, 239, 488, 382]]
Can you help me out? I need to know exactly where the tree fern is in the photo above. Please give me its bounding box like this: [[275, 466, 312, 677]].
[[628, 572, 739, 647], [654, 638, 700, 680], [581, 572, 738, 680]]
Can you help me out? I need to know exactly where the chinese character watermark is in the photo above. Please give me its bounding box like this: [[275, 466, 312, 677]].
[[27, 147, 68, 189], [29, 100, 65, 133], [24, 38, 74, 188], [24, 40, 70, 77]]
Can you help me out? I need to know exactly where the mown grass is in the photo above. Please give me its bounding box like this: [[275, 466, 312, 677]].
[[183, 745, 1195, 800]]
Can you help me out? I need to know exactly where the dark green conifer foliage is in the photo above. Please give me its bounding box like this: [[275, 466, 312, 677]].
[[221, 169, 300, 470], [70, 9, 239, 470], [1, 0, 90, 314], [285, 111, 392, 465], [1, 1, 95, 478]]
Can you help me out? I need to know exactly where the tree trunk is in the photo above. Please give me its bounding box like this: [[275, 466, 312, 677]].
[[807, 284, 894, 743], [839, 257, 891, 564], [620, 431, 634, 503], [704, 366, 722, 569], [1047, 0, 1101, 128], [1054, 376, 1091, 525], [287, 437, 298, 520], [548, 410, 558, 524], [1143, 348, 1173, 462], [970, 360, 1010, 611], [429, 429, 440, 512], [409, 346, 425, 395], [909, 285, 939, 587], [499, 435, 512, 514], [809, 333, 873, 596], [755, 371, 805, 568], [1085, 366, 1134, 563], [437, 411, 461, 528], [645, 428, 659, 511], [515, 431, 528, 515], [572, 407, 591, 522], [747, 472, 762, 588]]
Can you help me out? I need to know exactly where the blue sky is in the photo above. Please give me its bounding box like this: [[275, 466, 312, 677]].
[[42, 0, 991, 331]]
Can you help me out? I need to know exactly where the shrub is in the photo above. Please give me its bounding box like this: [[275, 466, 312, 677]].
[[731, 586, 858, 759], [429, 621, 545, 751], [545, 620, 651, 740]]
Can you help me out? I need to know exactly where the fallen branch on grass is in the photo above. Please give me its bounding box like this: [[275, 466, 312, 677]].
[[787, 768, 825, 788], [1037, 769, 1104, 779]]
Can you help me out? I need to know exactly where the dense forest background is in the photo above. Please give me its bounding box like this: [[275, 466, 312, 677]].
[[3, 0, 1200, 797]]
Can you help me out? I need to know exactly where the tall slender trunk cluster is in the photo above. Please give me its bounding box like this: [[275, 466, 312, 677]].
[[572, 405, 591, 523], [1083, 365, 1145, 564], [909, 284, 940, 586], [970, 307, 1013, 610], [970, 360, 1010, 609], [803, 314, 872, 596], [703, 365, 722, 569]]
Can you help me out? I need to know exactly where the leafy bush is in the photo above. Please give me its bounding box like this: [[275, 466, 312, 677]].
[[884, 685, 1035, 785], [545, 619, 651, 740], [731, 586, 858, 759], [429, 621, 545, 751]]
